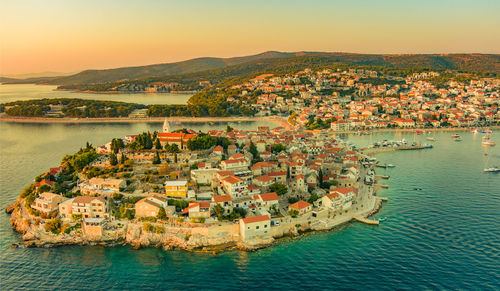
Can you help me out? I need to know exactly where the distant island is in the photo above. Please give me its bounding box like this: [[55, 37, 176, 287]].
[[7, 124, 387, 251]]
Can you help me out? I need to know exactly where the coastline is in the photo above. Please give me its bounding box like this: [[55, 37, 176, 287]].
[[1, 114, 496, 134], [54, 88, 196, 95]]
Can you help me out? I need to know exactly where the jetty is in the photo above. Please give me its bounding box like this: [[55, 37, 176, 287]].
[[354, 216, 380, 225]]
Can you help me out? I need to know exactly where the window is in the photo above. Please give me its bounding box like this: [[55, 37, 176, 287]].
[[256, 226, 260, 229], [264, 225, 268, 228]]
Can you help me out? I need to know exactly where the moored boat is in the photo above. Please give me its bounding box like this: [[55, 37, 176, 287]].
[[482, 140, 496, 146], [483, 167, 500, 172], [426, 137, 436, 141]]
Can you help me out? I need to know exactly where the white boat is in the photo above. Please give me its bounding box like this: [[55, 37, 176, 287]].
[[482, 140, 496, 146], [452, 134, 460, 139], [484, 167, 500, 172], [386, 164, 395, 168], [426, 137, 436, 141], [454, 136, 462, 141]]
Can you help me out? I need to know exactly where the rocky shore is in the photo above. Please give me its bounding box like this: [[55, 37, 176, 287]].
[[6, 194, 385, 253]]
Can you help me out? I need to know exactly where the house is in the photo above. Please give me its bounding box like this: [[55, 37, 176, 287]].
[[182, 202, 211, 219], [331, 187, 356, 209], [79, 178, 126, 196], [164, 180, 188, 198], [135, 195, 173, 218], [253, 175, 274, 190], [288, 200, 312, 215], [212, 195, 233, 215], [191, 168, 218, 185], [268, 171, 287, 184], [253, 192, 279, 213], [59, 198, 75, 220], [71, 196, 110, 219], [330, 120, 351, 131], [220, 158, 249, 171], [222, 176, 247, 198], [239, 215, 271, 241], [293, 174, 307, 192], [321, 192, 344, 211], [212, 145, 224, 155], [32, 192, 65, 215]]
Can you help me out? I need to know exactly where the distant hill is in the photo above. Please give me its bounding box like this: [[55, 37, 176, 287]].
[[6, 52, 500, 86]]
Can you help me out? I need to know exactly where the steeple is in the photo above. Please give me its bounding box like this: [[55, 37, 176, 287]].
[[162, 118, 170, 133]]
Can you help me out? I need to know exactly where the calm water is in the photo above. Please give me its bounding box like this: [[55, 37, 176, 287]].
[[1, 123, 499, 290], [0, 84, 192, 105]]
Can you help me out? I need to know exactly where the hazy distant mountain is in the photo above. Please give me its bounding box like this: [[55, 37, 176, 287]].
[[5, 51, 499, 86], [2, 71, 75, 79]]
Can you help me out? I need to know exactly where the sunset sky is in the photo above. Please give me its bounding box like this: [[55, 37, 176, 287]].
[[1, 0, 499, 75]]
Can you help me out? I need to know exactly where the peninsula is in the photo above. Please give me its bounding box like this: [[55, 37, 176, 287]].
[[7, 122, 386, 251]]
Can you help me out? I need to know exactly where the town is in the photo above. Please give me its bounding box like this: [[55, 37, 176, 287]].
[[236, 69, 499, 130], [9, 118, 385, 250]]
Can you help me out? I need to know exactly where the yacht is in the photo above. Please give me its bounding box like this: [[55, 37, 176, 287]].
[[483, 167, 500, 172]]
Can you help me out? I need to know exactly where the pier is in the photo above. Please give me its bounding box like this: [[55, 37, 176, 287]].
[[362, 145, 426, 155], [354, 216, 380, 225]]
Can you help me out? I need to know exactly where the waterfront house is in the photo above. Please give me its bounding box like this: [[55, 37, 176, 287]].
[[182, 202, 211, 219], [32, 192, 65, 215], [71, 196, 110, 219], [288, 200, 312, 215], [239, 215, 271, 241], [82, 217, 105, 239], [58, 198, 75, 220], [135, 195, 171, 218]]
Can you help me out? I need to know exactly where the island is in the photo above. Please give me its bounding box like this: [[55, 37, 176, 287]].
[[6, 120, 387, 252]]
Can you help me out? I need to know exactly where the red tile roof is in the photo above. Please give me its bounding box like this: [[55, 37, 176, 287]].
[[289, 200, 312, 210], [241, 215, 270, 224]]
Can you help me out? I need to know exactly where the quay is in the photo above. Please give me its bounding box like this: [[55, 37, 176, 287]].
[[354, 216, 380, 225], [362, 145, 426, 155]]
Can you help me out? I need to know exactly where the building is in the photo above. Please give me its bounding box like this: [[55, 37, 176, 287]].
[[222, 176, 247, 198], [82, 217, 105, 238], [212, 195, 233, 215], [253, 192, 279, 213], [71, 196, 110, 219], [164, 180, 188, 198], [135, 195, 172, 218], [321, 192, 344, 211], [239, 215, 271, 241], [330, 120, 351, 131], [220, 158, 249, 171], [288, 200, 312, 215], [79, 177, 126, 196], [32, 192, 65, 215], [157, 132, 195, 148], [182, 202, 211, 219], [191, 168, 218, 185]]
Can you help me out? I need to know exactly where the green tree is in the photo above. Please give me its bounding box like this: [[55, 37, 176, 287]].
[[157, 207, 167, 220], [214, 204, 224, 220], [110, 153, 118, 166], [120, 152, 127, 164], [174, 153, 178, 163], [155, 139, 163, 150], [270, 183, 288, 196], [152, 151, 161, 164]]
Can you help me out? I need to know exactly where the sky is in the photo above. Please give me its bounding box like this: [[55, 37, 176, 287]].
[[1, 0, 499, 75]]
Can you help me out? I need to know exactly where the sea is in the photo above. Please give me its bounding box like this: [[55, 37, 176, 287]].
[[0, 84, 192, 105], [0, 121, 499, 290]]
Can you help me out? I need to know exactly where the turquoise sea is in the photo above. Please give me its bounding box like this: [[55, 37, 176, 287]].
[[0, 84, 192, 105], [0, 122, 499, 290]]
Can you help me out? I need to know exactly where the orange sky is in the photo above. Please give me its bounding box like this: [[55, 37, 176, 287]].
[[1, 0, 499, 75]]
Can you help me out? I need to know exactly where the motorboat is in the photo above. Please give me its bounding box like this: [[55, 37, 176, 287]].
[[426, 137, 436, 141], [423, 144, 433, 148], [483, 167, 500, 172], [482, 140, 496, 146], [451, 134, 460, 139]]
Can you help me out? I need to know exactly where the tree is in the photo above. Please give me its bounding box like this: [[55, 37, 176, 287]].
[[120, 152, 127, 164], [270, 183, 287, 196], [157, 207, 167, 220], [152, 151, 161, 164], [110, 153, 118, 166], [174, 153, 178, 163], [288, 209, 299, 218], [271, 144, 286, 153], [214, 204, 224, 220], [155, 139, 163, 150], [226, 125, 234, 133]]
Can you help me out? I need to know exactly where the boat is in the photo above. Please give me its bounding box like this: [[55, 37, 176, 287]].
[[483, 167, 500, 172], [386, 164, 395, 168], [482, 140, 496, 146], [454, 136, 462, 141], [423, 144, 433, 149], [426, 137, 436, 141], [451, 134, 460, 139]]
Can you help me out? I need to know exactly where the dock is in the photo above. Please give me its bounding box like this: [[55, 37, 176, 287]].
[[354, 216, 380, 225]]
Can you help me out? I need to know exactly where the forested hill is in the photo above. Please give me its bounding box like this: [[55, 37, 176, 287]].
[[4, 52, 498, 86]]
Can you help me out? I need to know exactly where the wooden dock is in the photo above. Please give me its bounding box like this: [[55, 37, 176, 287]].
[[354, 216, 380, 225]]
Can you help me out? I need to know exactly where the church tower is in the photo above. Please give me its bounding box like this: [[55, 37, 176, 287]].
[[162, 118, 170, 133]]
